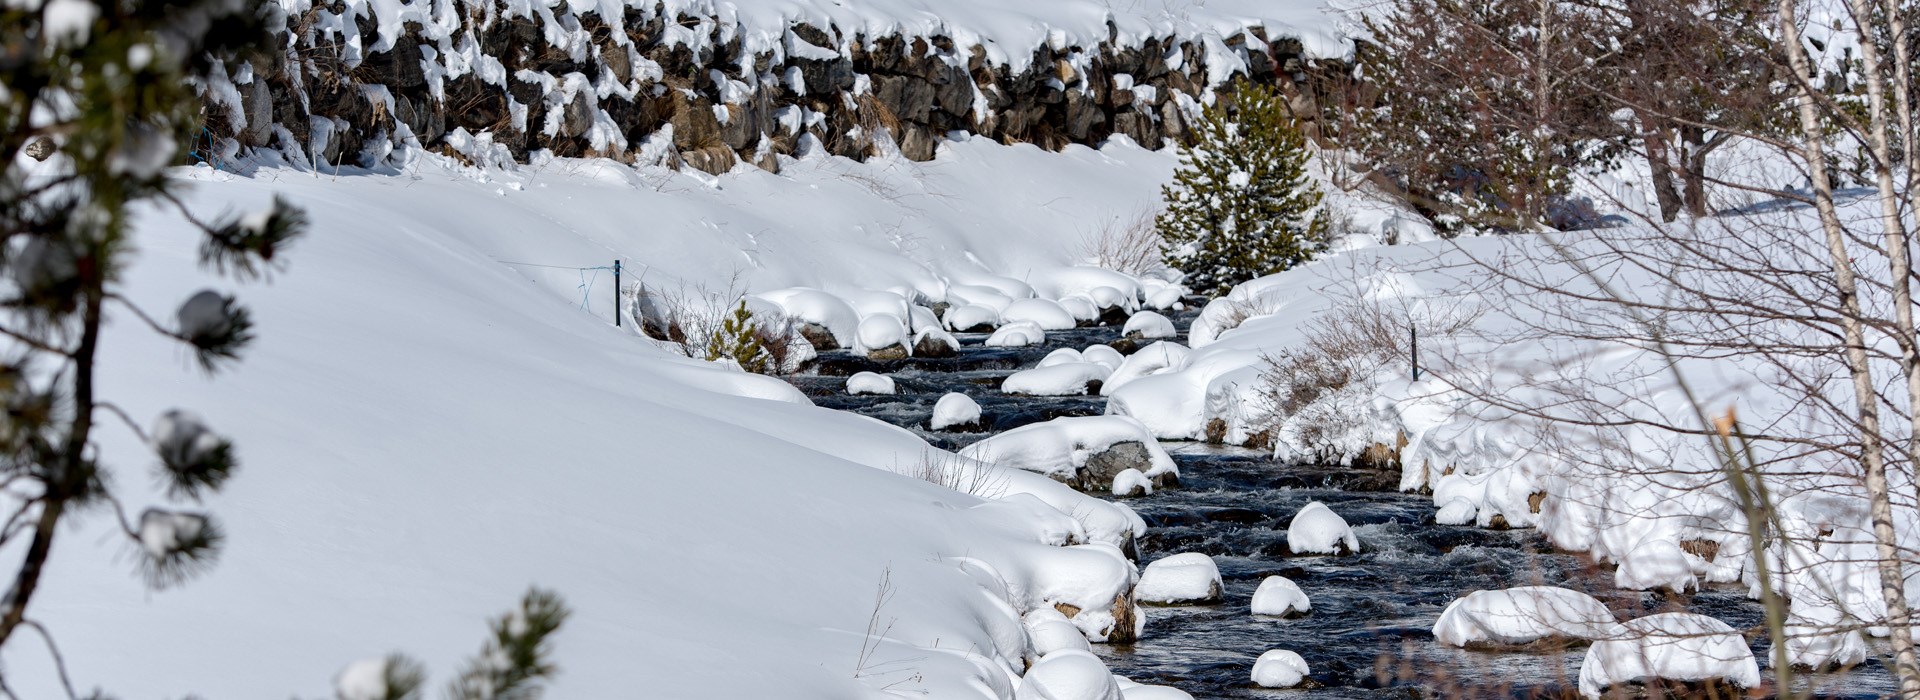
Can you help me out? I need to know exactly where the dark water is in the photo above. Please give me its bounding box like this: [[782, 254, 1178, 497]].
[[785, 311, 1896, 699]]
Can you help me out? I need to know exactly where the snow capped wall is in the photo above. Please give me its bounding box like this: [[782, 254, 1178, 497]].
[[203, 0, 1352, 173]]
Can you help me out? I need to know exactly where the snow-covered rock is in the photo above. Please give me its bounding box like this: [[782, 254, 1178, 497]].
[[846, 371, 896, 395], [1081, 345, 1125, 371], [945, 303, 1002, 332], [855, 314, 909, 359], [1110, 468, 1152, 497], [960, 416, 1179, 490], [1024, 608, 1093, 658], [1578, 613, 1759, 698], [1135, 553, 1222, 605], [1004, 362, 1111, 396], [1060, 296, 1100, 324], [1100, 341, 1190, 396], [1250, 576, 1310, 617], [1250, 649, 1310, 688], [986, 321, 1047, 347], [758, 288, 859, 349], [1140, 280, 1184, 310], [1006, 298, 1080, 331], [1122, 311, 1177, 340], [932, 392, 984, 430], [1114, 677, 1195, 700], [913, 326, 961, 358], [1040, 348, 1087, 367], [1017, 649, 1123, 700], [1432, 587, 1618, 648], [949, 284, 1016, 313], [1286, 501, 1359, 555]]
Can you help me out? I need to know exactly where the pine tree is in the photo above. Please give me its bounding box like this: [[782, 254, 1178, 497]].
[[1156, 82, 1328, 297], [705, 301, 771, 374], [0, 0, 303, 677], [335, 588, 571, 700]]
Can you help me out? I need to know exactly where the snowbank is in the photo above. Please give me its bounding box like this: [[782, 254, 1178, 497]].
[[1286, 501, 1359, 555], [1135, 553, 1223, 605], [1432, 587, 1619, 648], [1578, 613, 1759, 698], [1250, 576, 1311, 617]]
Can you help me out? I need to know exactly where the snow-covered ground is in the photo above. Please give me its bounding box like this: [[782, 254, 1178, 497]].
[[0, 139, 1213, 697]]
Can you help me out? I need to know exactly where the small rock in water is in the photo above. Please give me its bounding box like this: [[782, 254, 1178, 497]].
[[846, 372, 896, 395], [913, 327, 959, 358], [1251, 649, 1310, 688], [930, 392, 983, 430], [1286, 501, 1360, 555], [1250, 576, 1311, 617], [1136, 552, 1222, 605]]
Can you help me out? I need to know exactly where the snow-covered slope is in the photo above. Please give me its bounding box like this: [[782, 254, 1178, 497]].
[[1, 143, 1175, 697]]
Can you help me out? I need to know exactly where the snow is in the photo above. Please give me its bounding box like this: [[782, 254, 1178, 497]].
[[1024, 608, 1092, 657], [1080, 345, 1125, 371], [912, 326, 960, 355], [1432, 587, 1619, 648], [136, 510, 208, 559], [931, 392, 983, 430], [1134, 553, 1222, 605], [1114, 677, 1196, 700], [5, 146, 1171, 699], [1100, 341, 1189, 396], [846, 371, 896, 395], [986, 321, 1047, 347], [1110, 469, 1152, 497], [1578, 613, 1759, 698], [1121, 311, 1177, 340], [334, 656, 402, 700], [854, 314, 907, 354], [1017, 649, 1123, 700], [1286, 501, 1359, 555], [1004, 298, 1079, 331], [945, 303, 1003, 332], [1249, 576, 1310, 617], [1250, 649, 1310, 688], [1039, 348, 1087, 368], [757, 288, 859, 347], [960, 416, 1179, 483], [1003, 362, 1110, 396]]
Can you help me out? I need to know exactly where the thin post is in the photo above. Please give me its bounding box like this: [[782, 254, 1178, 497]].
[[613, 259, 622, 327], [1410, 322, 1420, 381]]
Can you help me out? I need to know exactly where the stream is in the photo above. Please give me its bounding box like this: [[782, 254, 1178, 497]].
[[784, 310, 1897, 699]]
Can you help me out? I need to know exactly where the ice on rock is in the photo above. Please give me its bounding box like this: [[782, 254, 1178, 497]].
[[1023, 607, 1092, 657], [1135, 552, 1222, 605], [944, 303, 1002, 332], [1110, 468, 1152, 497], [986, 321, 1047, 347], [846, 371, 896, 395], [1005, 298, 1079, 330], [931, 392, 983, 430], [1250, 576, 1310, 617], [1004, 362, 1111, 396], [1040, 348, 1087, 367], [1432, 586, 1618, 647], [855, 314, 908, 354], [1286, 501, 1359, 555], [1081, 345, 1125, 371], [1250, 649, 1310, 688], [1017, 649, 1123, 700], [1578, 613, 1758, 698], [1122, 311, 1177, 340]]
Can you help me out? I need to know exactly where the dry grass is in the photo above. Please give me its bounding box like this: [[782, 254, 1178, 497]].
[[1079, 208, 1168, 278], [905, 450, 1011, 499]]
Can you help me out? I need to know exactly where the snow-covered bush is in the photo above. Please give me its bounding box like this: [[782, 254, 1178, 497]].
[[1155, 81, 1327, 296], [705, 300, 773, 373]]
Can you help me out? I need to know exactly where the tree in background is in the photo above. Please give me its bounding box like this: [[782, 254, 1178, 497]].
[[335, 588, 571, 700], [0, 0, 303, 689], [1156, 82, 1327, 297]]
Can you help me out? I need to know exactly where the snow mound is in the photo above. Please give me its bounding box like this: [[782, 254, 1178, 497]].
[[757, 288, 859, 347], [931, 392, 983, 430], [1251, 649, 1310, 688], [1100, 341, 1190, 396], [945, 303, 1002, 332], [1040, 348, 1088, 367], [1578, 613, 1759, 698], [912, 326, 960, 357], [1081, 345, 1125, 371], [1250, 576, 1310, 617], [1140, 280, 1185, 310], [1432, 586, 1619, 648], [1024, 607, 1093, 658], [1017, 649, 1123, 700], [1059, 296, 1099, 323], [1111, 468, 1152, 497], [1114, 677, 1196, 700], [1135, 553, 1222, 605], [1005, 298, 1079, 330], [854, 314, 908, 354], [986, 321, 1047, 347], [1122, 311, 1178, 339], [1286, 501, 1359, 555], [960, 416, 1179, 485], [846, 371, 896, 395], [1004, 362, 1111, 396]]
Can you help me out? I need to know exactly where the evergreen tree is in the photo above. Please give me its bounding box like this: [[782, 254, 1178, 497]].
[[0, 0, 303, 681], [336, 588, 571, 700], [704, 301, 770, 374], [1156, 82, 1327, 297]]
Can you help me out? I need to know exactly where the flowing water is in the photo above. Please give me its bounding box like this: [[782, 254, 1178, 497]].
[[785, 311, 1896, 699]]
